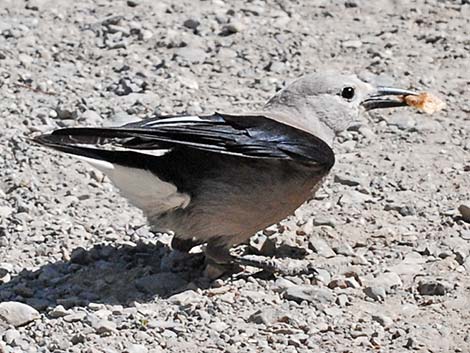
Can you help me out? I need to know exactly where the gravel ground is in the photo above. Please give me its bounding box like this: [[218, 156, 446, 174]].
[[0, 0, 469, 352]]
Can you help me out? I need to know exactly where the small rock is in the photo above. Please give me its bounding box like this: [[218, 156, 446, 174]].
[[358, 126, 375, 140], [323, 307, 343, 317], [338, 190, 372, 206], [334, 243, 355, 256], [178, 75, 199, 90], [387, 115, 416, 130], [63, 311, 86, 323], [0, 206, 12, 219], [247, 308, 286, 325], [417, 281, 450, 296], [364, 286, 386, 301], [176, 46, 207, 64], [0, 264, 12, 284], [461, 230, 470, 241], [127, 0, 139, 7], [341, 40, 362, 49], [140, 29, 154, 41], [80, 110, 102, 124], [106, 112, 140, 127], [334, 173, 362, 186], [272, 277, 296, 292], [284, 286, 334, 304], [0, 302, 40, 328], [70, 247, 91, 265], [314, 268, 332, 284], [308, 237, 336, 258], [183, 19, 200, 30], [220, 22, 242, 36], [3, 328, 20, 345], [328, 279, 348, 289], [336, 294, 349, 307], [458, 204, 470, 222], [312, 216, 337, 228], [168, 290, 203, 306], [92, 319, 117, 335], [209, 321, 229, 332], [372, 314, 393, 327], [125, 344, 148, 353], [372, 272, 403, 292], [49, 305, 70, 318], [399, 204, 416, 216]]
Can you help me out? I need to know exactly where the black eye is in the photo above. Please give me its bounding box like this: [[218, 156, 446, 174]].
[[341, 87, 355, 100]]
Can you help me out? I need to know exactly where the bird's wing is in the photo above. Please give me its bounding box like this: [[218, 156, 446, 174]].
[[34, 112, 335, 169]]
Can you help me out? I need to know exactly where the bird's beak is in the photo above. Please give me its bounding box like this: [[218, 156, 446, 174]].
[[361, 86, 419, 111]]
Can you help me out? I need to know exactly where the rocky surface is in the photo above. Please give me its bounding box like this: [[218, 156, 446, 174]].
[[0, 0, 469, 352]]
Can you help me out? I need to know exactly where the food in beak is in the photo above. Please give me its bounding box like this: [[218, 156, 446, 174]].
[[401, 92, 446, 114]]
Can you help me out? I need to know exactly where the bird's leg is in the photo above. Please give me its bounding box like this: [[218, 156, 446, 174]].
[[204, 241, 243, 279], [232, 254, 318, 277], [204, 241, 317, 278]]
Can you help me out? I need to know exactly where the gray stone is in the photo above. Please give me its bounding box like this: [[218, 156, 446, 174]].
[[283, 285, 334, 304], [308, 237, 336, 258], [387, 115, 416, 130], [417, 281, 451, 296], [106, 112, 140, 127], [49, 305, 71, 318], [80, 110, 102, 124], [459, 204, 470, 222], [3, 328, 20, 345], [176, 46, 207, 64], [168, 290, 203, 306], [334, 173, 362, 186], [247, 308, 287, 325], [334, 243, 355, 256], [92, 319, 117, 335], [338, 190, 373, 206], [342, 40, 362, 48], [183, 19, 200, 30], [125, 344, 148, 353], [0, 302, 40, 328], [364, 286, 386, 301], [220, 22, 243, 36], [372, 314, 393, 327], [0, 206, 12, 219], [372, 272, 403, 292], [63, 311, 86, 323]]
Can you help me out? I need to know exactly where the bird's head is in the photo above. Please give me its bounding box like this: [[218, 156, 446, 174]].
[[264, 72, 418, 145]]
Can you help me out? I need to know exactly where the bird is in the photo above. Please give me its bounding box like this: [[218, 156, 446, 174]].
[[34, 72, 418, 275]]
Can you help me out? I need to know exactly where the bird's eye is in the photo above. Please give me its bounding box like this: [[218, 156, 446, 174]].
[[341, 87, 355, 100]]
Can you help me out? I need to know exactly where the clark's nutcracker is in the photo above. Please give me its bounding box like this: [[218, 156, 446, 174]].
[[34, 72, 419, 274]]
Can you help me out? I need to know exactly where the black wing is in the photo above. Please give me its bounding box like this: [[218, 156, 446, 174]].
[[33, 113, 335, 169]]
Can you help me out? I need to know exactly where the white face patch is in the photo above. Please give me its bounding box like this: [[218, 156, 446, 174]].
[[73, 155, 190, 216]]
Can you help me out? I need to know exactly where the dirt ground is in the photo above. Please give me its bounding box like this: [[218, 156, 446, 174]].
[[0, 0, 469, 352]]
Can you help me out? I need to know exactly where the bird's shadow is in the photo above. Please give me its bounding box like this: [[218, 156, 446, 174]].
[[0, 241, 209, 312], [0, 239, 310, 313]]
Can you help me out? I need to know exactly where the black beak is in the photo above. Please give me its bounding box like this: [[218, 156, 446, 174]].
[[361, 87, 419, 111]]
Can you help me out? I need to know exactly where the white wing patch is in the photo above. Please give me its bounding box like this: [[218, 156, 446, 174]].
[[141, 115, 202, 127], [74, 155, 190, 216]]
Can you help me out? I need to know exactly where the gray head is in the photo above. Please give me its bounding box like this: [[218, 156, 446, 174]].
[[264, 72, 417, 145]]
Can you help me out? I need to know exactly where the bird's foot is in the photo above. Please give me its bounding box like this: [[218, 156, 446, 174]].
[[232, 254, 318, 276], [203, 260, 243, 280]]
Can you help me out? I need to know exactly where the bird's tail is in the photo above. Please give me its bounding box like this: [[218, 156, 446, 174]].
[[33, 128, 184, 215]]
